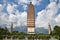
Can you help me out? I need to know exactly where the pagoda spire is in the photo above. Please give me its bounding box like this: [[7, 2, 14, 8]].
[[29, 0, 32, 4]]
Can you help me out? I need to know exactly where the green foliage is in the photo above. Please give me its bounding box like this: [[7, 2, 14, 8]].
[[0, 25, 60, 39], [27, 34, 51, 39], [0, 27, 9, 39], [54, 26, 60, 35], [51, 25, 60, 39], [0, 27, 25, 39], [12, 32, 25, 39], [27, 34, 36, 39], [0, 27, 51, 39]]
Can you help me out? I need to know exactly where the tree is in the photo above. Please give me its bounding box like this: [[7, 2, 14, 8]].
[[51, 25, 60, 39], [0, 28, 7, 39]]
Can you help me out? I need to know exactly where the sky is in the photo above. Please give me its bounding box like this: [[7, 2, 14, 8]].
[[0, 0, 60, 31]]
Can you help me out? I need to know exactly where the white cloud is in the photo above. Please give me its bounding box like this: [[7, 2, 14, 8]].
[[32, 0, 41, 5], [0, 0, 60, 31], [9, 14, 17, 23], [0, 4, 3, 12], [0, 11, 27, 28], [7, 4, 17, 14], [35, 2, 59, 29], [15, 11, 27, 27], [8, 10, 27, 28], [22, 4, 28, 10], [0, 3, 27, 28], [59, 0, 60, 2], [50, 0, 57, 3], [18, 0, 41, 5], [45, 2, 58, 20], [55, 14, 60, 22], [18, 0, 42, 11], [0, 13, 8, 26], [18, 0, 29, 4], [58, 3, 60, 8], [0, 4, 7, 25], [35, 10, 48, 29]]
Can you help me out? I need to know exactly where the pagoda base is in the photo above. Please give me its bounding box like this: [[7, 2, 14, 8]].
[[27, 27, 35, 34]]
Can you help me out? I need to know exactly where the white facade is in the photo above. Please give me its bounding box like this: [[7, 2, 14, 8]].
[[27, 27, 35, 34]]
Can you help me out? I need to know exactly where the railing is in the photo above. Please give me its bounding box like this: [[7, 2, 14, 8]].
[[0, 35, 58, 40], [0, 37, 58, 40]]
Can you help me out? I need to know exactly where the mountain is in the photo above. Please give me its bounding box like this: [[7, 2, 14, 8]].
[[0, 25, 49, 34], [35, 27, 48, 34], [13, 26, 27, 33], [14, 26, 48, 34]]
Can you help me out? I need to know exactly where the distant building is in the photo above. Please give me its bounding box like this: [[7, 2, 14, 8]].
[[11, 23, 13, 33], [9, 23, 13, 33], [48, 23, 51, 34], [27, 2, 35, 34]]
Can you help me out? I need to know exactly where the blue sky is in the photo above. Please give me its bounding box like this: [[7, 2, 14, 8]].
[[0, 0, 50, 15], [0, 0, 60, 31]]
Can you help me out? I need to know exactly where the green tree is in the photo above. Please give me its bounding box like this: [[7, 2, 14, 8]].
[[0, 27, 8, 39], [51, 25, 60, 40]]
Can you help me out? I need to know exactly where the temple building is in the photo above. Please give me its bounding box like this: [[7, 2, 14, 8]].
[[27, 2, 35, 34]]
